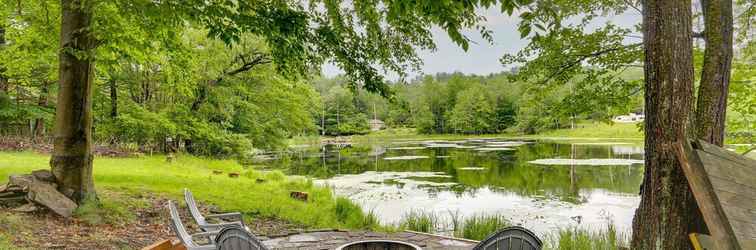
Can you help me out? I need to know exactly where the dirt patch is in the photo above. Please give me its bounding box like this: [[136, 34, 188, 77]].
[[0, 191, 303, 250]]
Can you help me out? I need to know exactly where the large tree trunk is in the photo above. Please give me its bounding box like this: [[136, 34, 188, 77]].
[[33, 81, 50, 141], [109, 78, 118, 118], [631, 0, 699, 249], [51, 0, 96, 204], [695, 0, 733, 146]]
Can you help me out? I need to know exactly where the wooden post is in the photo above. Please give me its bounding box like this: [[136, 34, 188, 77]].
[[673, 140, 741, 250]]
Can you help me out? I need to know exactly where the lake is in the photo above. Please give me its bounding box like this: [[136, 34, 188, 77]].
[[258, 138, 645, 237]]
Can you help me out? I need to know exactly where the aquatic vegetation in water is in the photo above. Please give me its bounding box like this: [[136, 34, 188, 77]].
[[485, 141, 530, 147], [387, 147, 426, 150], [474, 147, 515, 151], [383, 156, 430, 160], [458, 167, 486, 170], [528, 158, 644, 166], [424, 143, 462, 148]]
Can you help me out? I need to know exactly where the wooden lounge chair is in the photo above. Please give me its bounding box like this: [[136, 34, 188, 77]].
[[215, 226, 269, 250], [167, 200, 219, 250], [184, 188, 246, 232], [473, 226, 543, 250]]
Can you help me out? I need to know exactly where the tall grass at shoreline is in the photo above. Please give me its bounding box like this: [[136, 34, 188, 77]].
[[399, 210, 628, 249], [334, 197, 381, 230], [399, 210, 439, 233], [454, 214, 510, 240], [544, 224, 629, 250]]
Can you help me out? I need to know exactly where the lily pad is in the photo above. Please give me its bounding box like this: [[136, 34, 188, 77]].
[[475, 147, 515, 151], [424, 143, 461, 148], [387, 147, 426, 150], [458, 167, 486, 170], [383, 156, 430, 160], [528, 158, 644, 166]]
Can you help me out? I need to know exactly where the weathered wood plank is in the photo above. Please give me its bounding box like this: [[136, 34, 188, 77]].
[[674, 141, 741, 250], [696, 140, 753, 167], [722, 206, 756, 227], [141, 239, 172, 250], [718, 190, 756, 212], [710, 176, 756, 202], [741, 239, 756, 250], [730, 219, 756, 240], [699, 151, 756, 187]]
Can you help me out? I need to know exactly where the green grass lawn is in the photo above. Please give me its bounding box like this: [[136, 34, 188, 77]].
[[0, 152, 377, 231], [524, 122, 643, 140]]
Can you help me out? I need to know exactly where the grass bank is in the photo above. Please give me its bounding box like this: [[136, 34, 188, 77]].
[[0, 152, 380, 231], [524, 122, 643, 140], [297, 122, 645, 145]]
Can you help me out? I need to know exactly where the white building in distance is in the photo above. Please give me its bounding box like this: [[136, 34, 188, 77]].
[[613, 113, 645, 123]]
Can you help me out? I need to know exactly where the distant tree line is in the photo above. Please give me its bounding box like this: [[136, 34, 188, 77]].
[[313, 70, 645, 136]]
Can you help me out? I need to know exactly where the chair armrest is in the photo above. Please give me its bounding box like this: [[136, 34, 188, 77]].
[[191, 230, 221, 244], [200, 221, 245, 232], [192, 231, 220, 239], [205, 212, 243, 221]]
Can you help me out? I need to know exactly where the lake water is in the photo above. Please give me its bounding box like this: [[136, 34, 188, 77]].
[[258, 138, 644, 237]]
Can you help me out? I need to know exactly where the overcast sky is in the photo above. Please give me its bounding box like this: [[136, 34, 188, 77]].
[[322, 8, 643, 80]]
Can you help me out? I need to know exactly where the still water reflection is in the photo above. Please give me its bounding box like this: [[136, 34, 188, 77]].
[[259, 139, 644, 236]]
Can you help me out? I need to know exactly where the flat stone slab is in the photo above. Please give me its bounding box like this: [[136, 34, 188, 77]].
[[262, 230, 478, 250]]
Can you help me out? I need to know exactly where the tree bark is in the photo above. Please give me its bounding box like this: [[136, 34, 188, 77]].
[[33, 81, 50, 141], [109, 78, 118, 118], [695, 0, 733, 146], [632, 0, 699, 249], [51, 0, 96, 204]]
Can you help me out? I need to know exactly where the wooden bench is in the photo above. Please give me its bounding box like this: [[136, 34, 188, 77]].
[[675, 140, 756, 250]]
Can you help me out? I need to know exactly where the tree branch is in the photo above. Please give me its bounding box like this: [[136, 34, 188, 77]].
[[537, 43, 642, 85], [214, 51, 272, 85], [622, 0, 642, 14]]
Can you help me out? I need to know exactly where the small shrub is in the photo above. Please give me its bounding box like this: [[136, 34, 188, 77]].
[[265, 171, 286, 182], [455, 214, 510, 240], [400, 210, 438, 233]]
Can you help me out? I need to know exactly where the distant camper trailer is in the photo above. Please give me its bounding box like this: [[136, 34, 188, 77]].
[[368, 119, 385, 131], [613, 113, 645, 123]]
